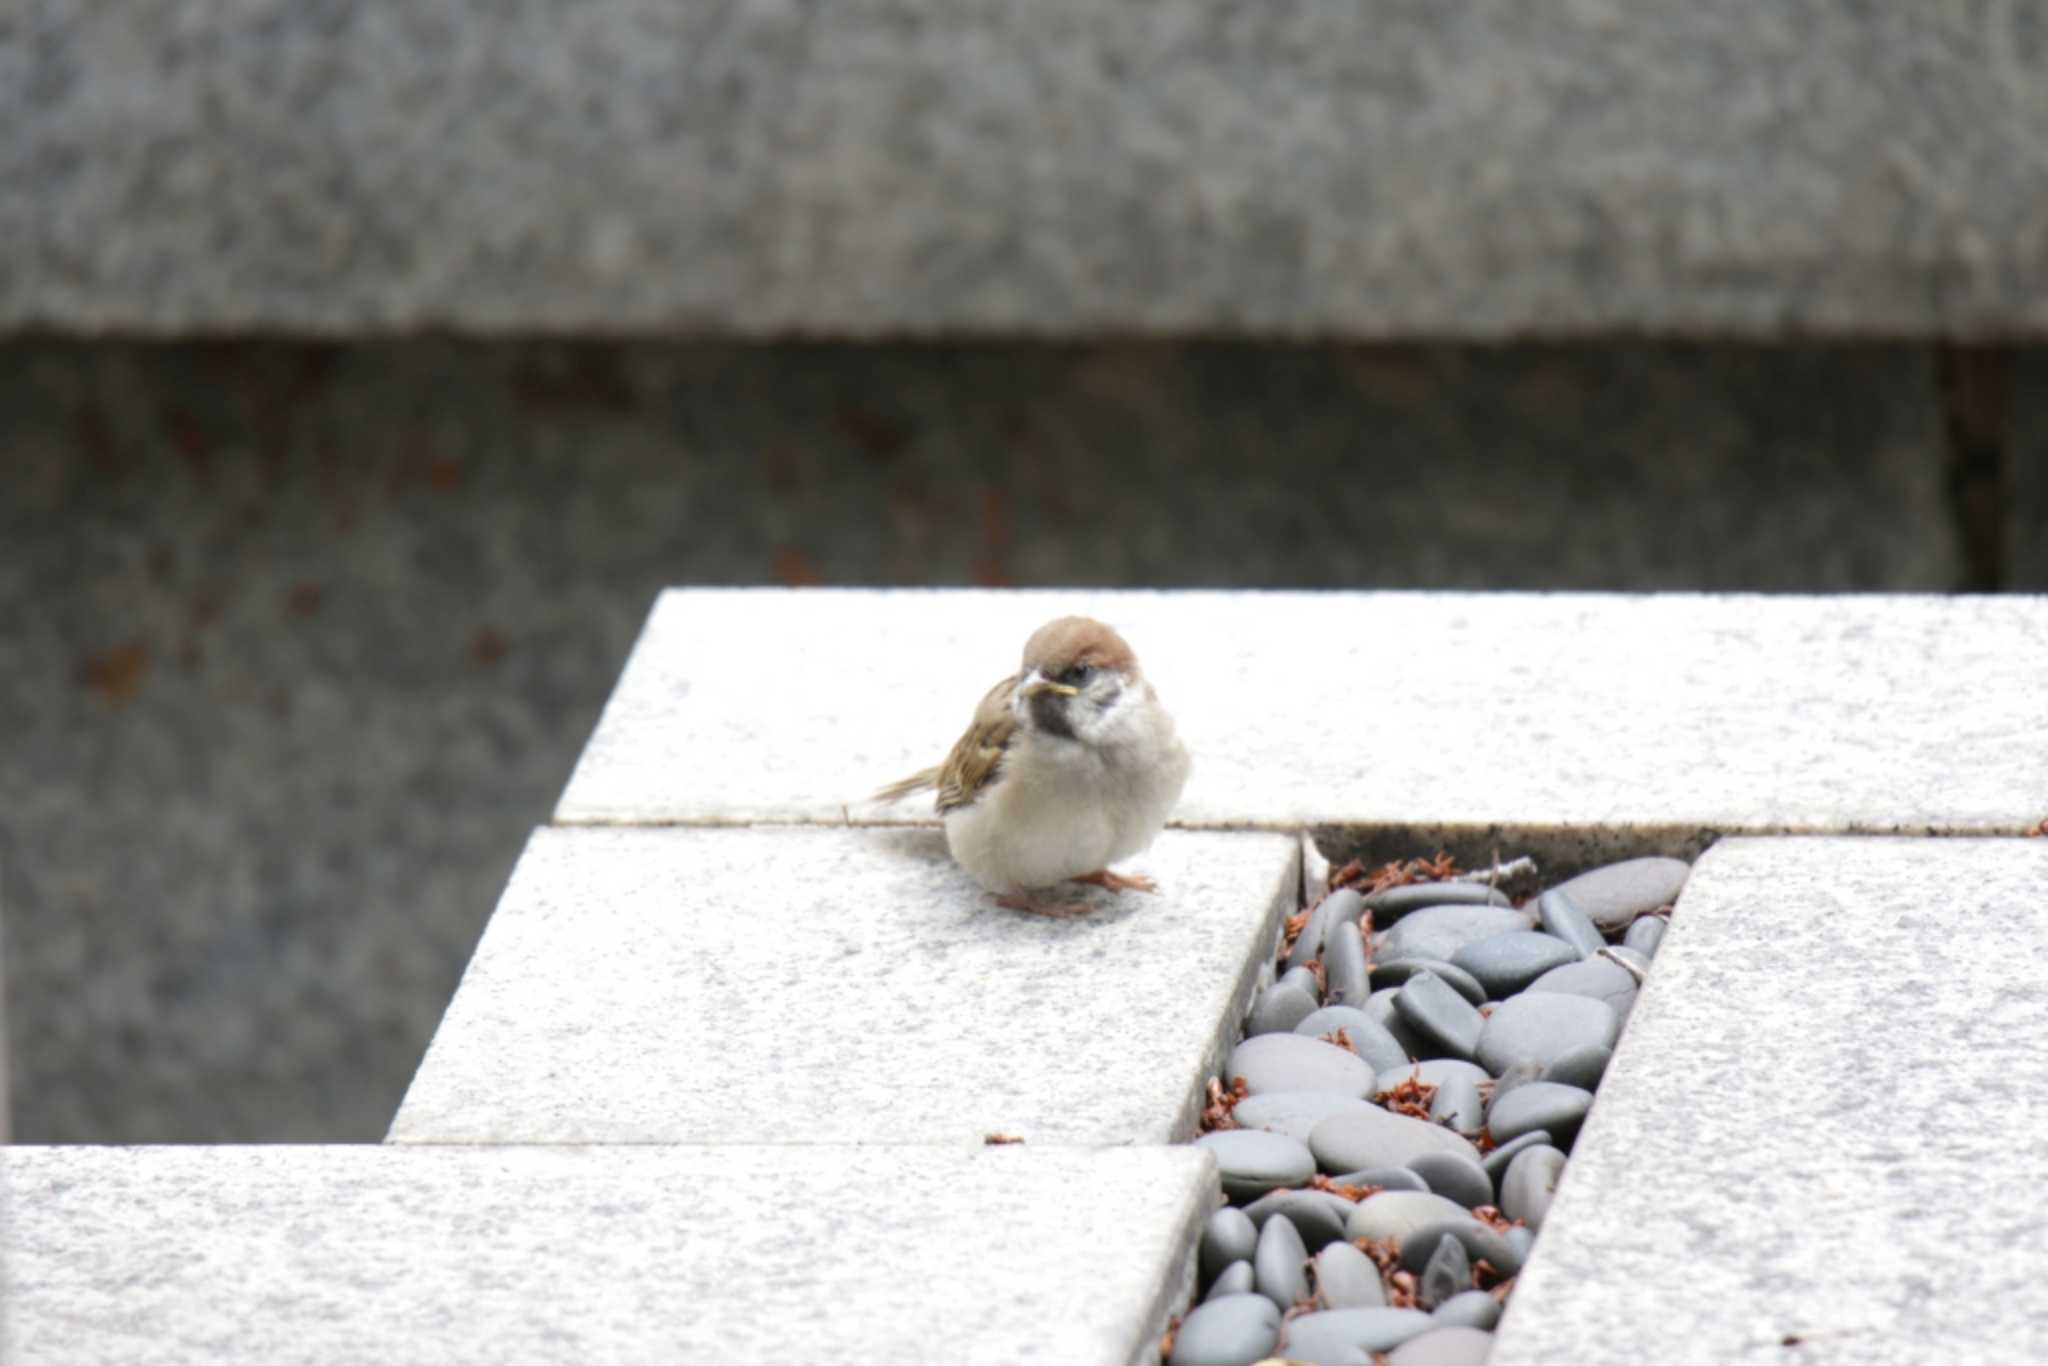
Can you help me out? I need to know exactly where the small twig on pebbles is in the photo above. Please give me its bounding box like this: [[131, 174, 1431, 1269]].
[[1449, 853, 1539, 893]]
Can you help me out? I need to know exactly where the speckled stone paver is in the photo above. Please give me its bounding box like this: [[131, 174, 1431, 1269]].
[[557, 589, 2048, 834], [0, 1143, 1215, 1366], [1492, 837, 2048, 1366], [390, 825, 1295, 1145]]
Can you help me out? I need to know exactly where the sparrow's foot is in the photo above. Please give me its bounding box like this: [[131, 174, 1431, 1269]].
[[994, 892, 1095, 919], [1072, 869, 1158, 895]]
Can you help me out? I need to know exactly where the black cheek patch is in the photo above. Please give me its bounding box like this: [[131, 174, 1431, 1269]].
[[1030, 688, 1076, 740]]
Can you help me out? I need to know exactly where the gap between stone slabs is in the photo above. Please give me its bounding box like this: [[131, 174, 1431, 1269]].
[[1490, 836, 2048, 1366], [553, 589, 2048, 835], [0, 1143, 1212, 1366], [390, 825, 1297, 1146]]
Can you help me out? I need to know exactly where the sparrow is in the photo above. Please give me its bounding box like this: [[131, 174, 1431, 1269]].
[[875, 616, 1191, 916]]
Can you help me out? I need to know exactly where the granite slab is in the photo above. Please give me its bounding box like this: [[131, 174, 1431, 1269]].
[[389, 825, 1295, 1145], [555, 589, 2048, 836], [0, 1143, 1213, 1365], [1492, 836, 2048, 1366]]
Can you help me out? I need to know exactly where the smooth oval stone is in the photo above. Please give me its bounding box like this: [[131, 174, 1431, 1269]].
[[1310, 1105, 1481, 1174], [1199, 1206, 1258, 1282], [1376, 906, 1533, 963], [1369, 957, 1488, 1005], [1534, 887, 1607, 959], [1204, 1260, 1256, 1302], [1365, 883, 1510, 915], [1313, 1241, 1387, 1309], [1287, 890, 1365, 972], [1481, 1131, 1552, 1186], [1396, 1218, 1524, 1278], [1501, 1143, 1568, 1230], [1543, 1043, 1613, 1091], [1477, 993, 1621, 1075], [1343, 1190, 1474, 1243], [1365, 988, 1432, 1060], [1253, 1212, 1311, 1309], [1233, 1091, 1375, 1144], [1198, 1129, 1318, 1202], [1429, 1290, 1502, 1331], [1376, 1059, 1492, 1095], [1280, 964, 1321, 996], [1324, 921, 1371, 1007], [1451, 930, 1580, 998], [1245, 980, 1321, 1037], [1623, 913, 1668, 958], [1387, 1325, 1497, 1366], [1169, 1293, 1282, 1366], [1428, 1073, 1484, 1135], [1505, 1225, 1535, 1261], [1486, 1061, 1545, 1115], [1229, 1034, 1377, 1099], [1406, 1151, 1493, 1209], [1550, 857, 1690, 932], [1243, 1189, 1356, 1252], [1418, 1233, 1471, 1309], [1297, 1007, 1411, 1073], [1488, 1081, 1594, 1147], [1527, 956, 1638, 1020], [1330, 1166, 1429, 1193], [1394, 973, 1483, 1060], [1280, 1307, 1434, 1363]]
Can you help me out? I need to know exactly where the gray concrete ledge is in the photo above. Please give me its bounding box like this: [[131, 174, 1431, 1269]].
[[557, 589, 2048, 835], [1, 1143, 1214, 1365], [1494, 836, 2048, 1366], [13, 4, 2048, 336], [391, 825, 1295, 1145]]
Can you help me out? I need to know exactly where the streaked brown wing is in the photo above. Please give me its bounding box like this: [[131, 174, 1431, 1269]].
[[934, 675, 1020, 814]]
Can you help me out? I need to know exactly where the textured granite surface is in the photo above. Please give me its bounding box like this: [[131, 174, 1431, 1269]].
[[1, 1143, 1214, 1365], [558, 589, 2048, 833], [14, 4, 2048, 335], [1, 337, 1969, 1143], [390, 826, 1295, 1144], [1493, 837, 2048, 1366]]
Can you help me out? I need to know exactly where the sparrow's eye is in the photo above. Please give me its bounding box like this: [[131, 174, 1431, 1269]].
[[1064, 663, 1093, 685]]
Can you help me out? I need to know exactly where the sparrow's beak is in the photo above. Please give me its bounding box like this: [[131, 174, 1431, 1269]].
[[1021, 678, 1079, 699]]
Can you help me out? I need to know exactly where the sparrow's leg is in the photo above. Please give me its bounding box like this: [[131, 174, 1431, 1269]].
[[1072, 869, 1158, 895], [994, 892, 1095, 918]]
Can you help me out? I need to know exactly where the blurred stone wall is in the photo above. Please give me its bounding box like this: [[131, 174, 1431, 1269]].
[[0, 337, 2034, 1141]]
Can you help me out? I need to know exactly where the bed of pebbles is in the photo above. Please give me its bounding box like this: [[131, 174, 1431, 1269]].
[[1164, 849, 1690, 1366]]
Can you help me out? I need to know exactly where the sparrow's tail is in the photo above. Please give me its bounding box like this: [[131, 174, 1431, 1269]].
[[872, 768, 940, 804]]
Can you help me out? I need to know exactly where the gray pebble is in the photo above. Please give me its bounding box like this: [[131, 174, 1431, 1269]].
[[1396, 1219, 1524, 1279], [1169, 1293, 1282, 1366], [1451, 930, 1581, 998], [1480, 1130, 1552, 1186], [1245, 979, 1321, 1036], [1197, 1129, 1318, 1202], [1375, 1059, 1492, 1096], [1429, 1290, 1502, 1331], [1488, 1081, 1594, 1147], [1204, 1260, 1256, 1302], [1486, 1061, 1545, 1113], [1550, 857, 1690, 932], [1407, 1151, 1493, 1210], [1313, 1241, 1387, 1309], [1232, 1091, 1374, 1144], [1365, 988, 1433, 1060], [1343, 1191, 1474, 1243], [1387, 1326, 1497, 1366], [1428, 1073, 1485, 1134], [1418, 1233, 1471, 1309], [1395, 973, 1484, 1061], [1253, 1213, 1312, 1309], [1526, 956, 1639, 1021], [1365, 884, 1510, 915], [1288, 889, 1365, 972], [1324, 921, 1372, 1008], [1535, 887, 1607, 959], [1279, 964, 1322, 996], [1505, 1225, 1536, 1262], [1243, 1189, 1356, 1252], [1309, 1105, 1481, 1174], [1376, 906, 1533, 963], [1199, 1206, 1258, 1282], [1476, 993, 1621, 1075], [1296, 1006, 1411, 1073], [1543, 1043, 1613, 1091], [1500, 1143, 1568, 1230], [1280, 1307, 1434, 1363], [1368, 958, 1487, 1006], [1329, 1166, 1429, 1193], [1228, 1034, 1377, 1099], [1623, 913, 1667, 958]]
